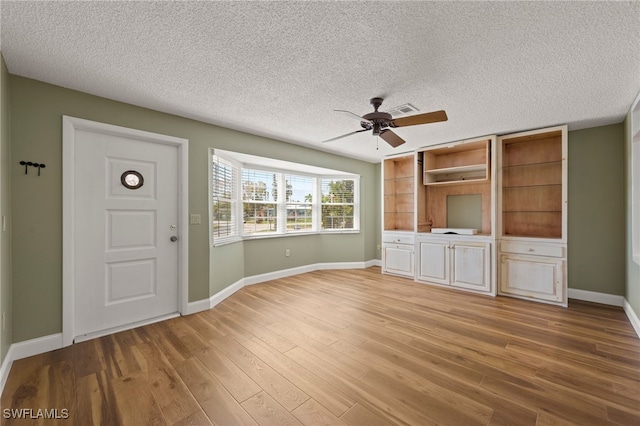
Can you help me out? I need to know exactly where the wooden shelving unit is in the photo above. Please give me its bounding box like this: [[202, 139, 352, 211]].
[[383, 154, 414, 231], [423, 140, 489, 185], [497, 125, 568, 307], [418, 137, 494, 234], [500, 130, 564, 238]]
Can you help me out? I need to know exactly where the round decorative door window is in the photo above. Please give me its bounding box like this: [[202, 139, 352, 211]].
[[121, 170, 144, 189]]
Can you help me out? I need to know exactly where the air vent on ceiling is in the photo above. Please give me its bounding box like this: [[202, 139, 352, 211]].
[[385, 103, 420, 117]]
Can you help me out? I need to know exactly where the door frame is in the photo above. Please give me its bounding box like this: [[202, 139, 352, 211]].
[[62, 116, 189, 347]]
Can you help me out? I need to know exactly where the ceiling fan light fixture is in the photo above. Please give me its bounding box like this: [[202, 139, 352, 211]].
[[323, 97, 447, 148]]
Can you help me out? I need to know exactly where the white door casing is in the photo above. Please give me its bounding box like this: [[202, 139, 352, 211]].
[[63, 116, 188, 346]]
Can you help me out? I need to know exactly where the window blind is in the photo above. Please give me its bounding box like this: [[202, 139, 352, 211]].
[[321, 178, 356, 230], [285, 174, 314, 232], [212, 155, 240, 243]]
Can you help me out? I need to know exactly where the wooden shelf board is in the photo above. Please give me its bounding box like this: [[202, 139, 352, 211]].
[[502, 210, 562, 213], [502, 183, 562, 189], [424, 177, 487, 186], [425, 163, 487, 175], [502, 160, 562, 169]]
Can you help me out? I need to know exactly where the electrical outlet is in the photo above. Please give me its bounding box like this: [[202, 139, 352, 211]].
[[285, 249, 290, 257]]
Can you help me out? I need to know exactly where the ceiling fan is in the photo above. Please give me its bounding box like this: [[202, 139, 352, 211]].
[[323, 97, 448, 147]]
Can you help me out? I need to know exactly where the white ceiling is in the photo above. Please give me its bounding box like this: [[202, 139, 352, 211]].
[[1, 1, 639, 163]]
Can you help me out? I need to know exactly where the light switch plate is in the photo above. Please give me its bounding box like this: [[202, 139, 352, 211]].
[[190, 214, 201, 225]]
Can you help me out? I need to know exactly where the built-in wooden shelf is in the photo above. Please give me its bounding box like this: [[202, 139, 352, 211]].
[[383, 155, 415, 231], [423, 140, 489, 185], [500, 129, 564, 238]]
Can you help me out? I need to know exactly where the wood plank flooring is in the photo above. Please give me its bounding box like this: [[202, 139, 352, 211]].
[[2, 267, 640, 425]]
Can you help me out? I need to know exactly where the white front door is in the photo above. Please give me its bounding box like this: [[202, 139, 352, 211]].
[[66, 118, 186, 342]]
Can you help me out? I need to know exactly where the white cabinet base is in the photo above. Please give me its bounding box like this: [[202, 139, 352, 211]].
[[417, 240, 449, 285], [451, 242, 491, 292], [498, 240, 567, 306], [382, 232, 415, 278], [383, 244, 414, 277], [416, 235, 493, 295]]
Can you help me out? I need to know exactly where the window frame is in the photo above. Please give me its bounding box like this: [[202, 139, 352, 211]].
[[210, 150, 360, 246], [241, 167, 279, 237], [210, 152, 242, 246], [320, 177, 360, 232], [284, 173, 317, 234]]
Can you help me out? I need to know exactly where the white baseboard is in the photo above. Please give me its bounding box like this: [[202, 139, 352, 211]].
[[567, 288, 625, 307], [244, 264, 318, 286], [0, 345, 15, 396], [185, 260, 378, 314], [244, 261, 374, 286], [0, 333, 63, 396], [366, 259, 382, 268], [623, 299, 640, 339], [568, 289, 639, 339], [184, 298, 211, 315]]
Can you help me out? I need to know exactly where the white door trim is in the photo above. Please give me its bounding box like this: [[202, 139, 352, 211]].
[[62, 116, 189, 347]]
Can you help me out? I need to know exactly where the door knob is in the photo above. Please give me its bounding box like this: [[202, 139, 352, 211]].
[[170, 236, 178, 242]]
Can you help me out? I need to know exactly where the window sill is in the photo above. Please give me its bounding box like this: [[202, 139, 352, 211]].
[[213, 230, 360, 247]]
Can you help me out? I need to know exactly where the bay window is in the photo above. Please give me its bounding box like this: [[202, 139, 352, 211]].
[[211, 150, 360, 245]]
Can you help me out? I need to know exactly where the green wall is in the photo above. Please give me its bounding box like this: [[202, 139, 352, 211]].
[[568, 124, 625, 295], [9, 75, 377, 343], [625, 106, 640, 317], [0, 54, 12, 364], [4, 71, 636, 346]]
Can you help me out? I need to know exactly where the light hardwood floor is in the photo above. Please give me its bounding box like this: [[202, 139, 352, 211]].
[[2, 267, 640, 425]]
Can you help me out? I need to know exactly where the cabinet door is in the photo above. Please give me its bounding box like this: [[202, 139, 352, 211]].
[[451, 242, 491, 292], [383, 244, 414, 277], [417, 240, 449, 285], [499, 254, 564, 303]]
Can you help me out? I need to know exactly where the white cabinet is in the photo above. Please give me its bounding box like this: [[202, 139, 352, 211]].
[[417, 239, 449, 284], [498, 241, 566, 305], [451, 241, 491, 291], [416, 235, 492, 294], [382, 232, 415, 278]]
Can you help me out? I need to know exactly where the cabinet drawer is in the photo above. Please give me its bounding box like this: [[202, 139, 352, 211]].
[[500, 241, 564, 258], [383, 234, 415, 245]]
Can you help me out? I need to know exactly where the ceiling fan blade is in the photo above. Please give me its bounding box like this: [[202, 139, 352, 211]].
[[391, 110, 448, 127], [322, 129, 369, 143], [380, 129, 406, 148], [334, 110, 372, 124]]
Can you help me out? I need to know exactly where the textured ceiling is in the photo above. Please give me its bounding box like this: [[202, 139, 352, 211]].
[[1, 1, 639, 162]]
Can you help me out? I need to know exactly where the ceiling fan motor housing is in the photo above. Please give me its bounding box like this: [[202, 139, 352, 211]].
[[362, 98, 393, 135]]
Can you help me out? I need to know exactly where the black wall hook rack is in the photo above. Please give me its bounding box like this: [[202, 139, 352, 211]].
[[19, 161, 46, 176]]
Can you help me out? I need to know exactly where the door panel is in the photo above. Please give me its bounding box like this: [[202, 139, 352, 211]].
[[451, 243, 490, 291], [499, 254, 563, 302], [383, 244, 414, 277], [106, 259, 156, 305], [107, 210, 156, 249], [417, 240, 449, 285]]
